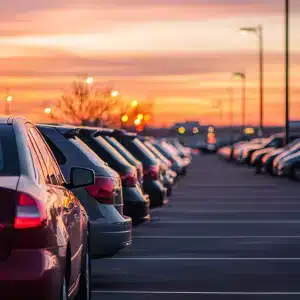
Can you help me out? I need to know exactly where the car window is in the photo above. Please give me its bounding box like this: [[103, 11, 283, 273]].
[[95, 136, 131, 165], [105, 136, 137, 164], [69, 136, 106, 166], [0, 125, 20, 176], [42, 134, 67, 165], [28, 126, 60, 185], [133, 138, 157, 161], [26, 134, 46, 184]]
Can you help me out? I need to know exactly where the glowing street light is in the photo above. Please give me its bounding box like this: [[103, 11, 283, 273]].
[[178, 127, 186, 134], [111, 90, 119, 98], [144, 114, 151, 122], [137, 113, 144, 120], [121, 114, 129, 123], [134, 118, 141, 125], [131, 100, 138, 107], [5, 94, 13, 114], [44, 107, 52, 114], [86, 77, 94, 85]]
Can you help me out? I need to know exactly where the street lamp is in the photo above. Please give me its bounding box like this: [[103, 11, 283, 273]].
[[239, 25, 264, 136], [228, 86, 234, 142], [111, 90, 119, 98], [285, 0, 290, 145], [85, 77, 94, 85], [233, 72, 246, 130], [44, 107, 52, 114], [5, 95, 12, 114], [131, 100, 138, 107]]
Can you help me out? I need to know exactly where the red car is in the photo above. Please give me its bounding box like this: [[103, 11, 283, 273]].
[[0, 117, 93, 300]]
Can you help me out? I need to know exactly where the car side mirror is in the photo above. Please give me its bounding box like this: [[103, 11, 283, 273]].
[[69, 167, 95, 189]]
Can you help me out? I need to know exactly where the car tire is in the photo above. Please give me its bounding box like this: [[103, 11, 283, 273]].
[[75, 237, 91, 300], [255, 164, 261, 174], [291, 166, 300, 181], [60, 276, 68, 300]]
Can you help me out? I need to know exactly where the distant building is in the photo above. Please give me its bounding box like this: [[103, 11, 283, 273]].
[[289, 120, 300, 128], [171, 121, 201, 131]]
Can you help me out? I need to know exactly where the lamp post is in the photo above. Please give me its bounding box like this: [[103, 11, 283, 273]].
[[233, 72, 246, 130], [285, 0, 290, 145], [5, 95, 12, 115], [240, 25, 264, 137], [228, 86, 234, 142]]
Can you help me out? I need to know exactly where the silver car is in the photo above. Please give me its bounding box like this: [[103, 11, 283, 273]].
[[37, 124, 132, 258]]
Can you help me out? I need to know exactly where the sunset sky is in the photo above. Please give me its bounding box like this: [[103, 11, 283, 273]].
[[0, 0, 300, 127]]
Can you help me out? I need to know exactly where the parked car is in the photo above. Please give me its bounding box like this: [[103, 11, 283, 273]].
[[139, 137, 175, 196], [273, 141, 300, 176], [143, 139, 177, 181], [261, 137, 300, 174], [251, 135, 299, 173], [111, 130, 167, 208], [277, 151, 300, 179], [239, 135, 284, 164], [75, 127, 150, 224], [151, 140, 186, 175], [162, 139, 191, 169], [103, 135, 144, 185], [37, 124, 132, 258], [167, 138, 192, 160], [0, 117, 92, 300]]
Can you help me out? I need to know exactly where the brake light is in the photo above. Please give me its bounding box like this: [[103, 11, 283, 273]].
[[85, 177, 115, 204], [14, 193, 47, 229], [144, 165, 159, 180], [121, 171, 137, 187]]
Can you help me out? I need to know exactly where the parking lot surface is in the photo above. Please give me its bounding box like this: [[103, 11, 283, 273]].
[[91, 154, 300, 299]]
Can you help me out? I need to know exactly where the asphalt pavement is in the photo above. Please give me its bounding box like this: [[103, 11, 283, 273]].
[[91, 154, 300, 299]]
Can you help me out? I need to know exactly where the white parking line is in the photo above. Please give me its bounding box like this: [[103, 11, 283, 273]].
[[133, 235, 300, 239], [92, 290, 300, 295], [153, 220, 300, 224], [108, 257, 300, 261]]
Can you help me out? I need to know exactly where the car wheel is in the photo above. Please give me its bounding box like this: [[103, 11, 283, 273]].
[[291, 166, 300, 181], [60, 276, 68, 300], [255, 164, 261, 174], [75, 238, 91, 300]]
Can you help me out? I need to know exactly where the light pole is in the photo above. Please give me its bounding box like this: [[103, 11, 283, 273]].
[[285, 0, 289, 145], [233, 72, 246, 130], [240, 25, 264, 137], [228, 86, 234, 142], [5, 95, 13, 115]]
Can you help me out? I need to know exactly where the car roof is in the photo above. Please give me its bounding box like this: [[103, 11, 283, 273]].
[[0, 115, 31, 125]]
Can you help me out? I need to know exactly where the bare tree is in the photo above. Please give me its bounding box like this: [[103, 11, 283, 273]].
[[51, 80, 120, 126]]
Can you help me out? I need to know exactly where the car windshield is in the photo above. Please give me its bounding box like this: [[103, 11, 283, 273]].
[[95, 136, 132, 166], [104, 137, 137, 163], [133, 138, 157, 162], [0, 125, 20, 176], [69, 136, 106, 166], [286, 139, 300, 150]]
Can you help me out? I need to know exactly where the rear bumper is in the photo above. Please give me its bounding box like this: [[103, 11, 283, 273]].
[[90, 217, 132, 258], [277, 166, 290, 177], [0, 248, 64, 300], [123, 187, 151, 223], [144, 180, 168, 207]]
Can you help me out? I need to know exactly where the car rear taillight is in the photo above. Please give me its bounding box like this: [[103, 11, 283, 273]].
[[14, 193, 47, 229], [121, 171, 138, 187], [144, 165, 159, 180], [85, 177, 115, 204]]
